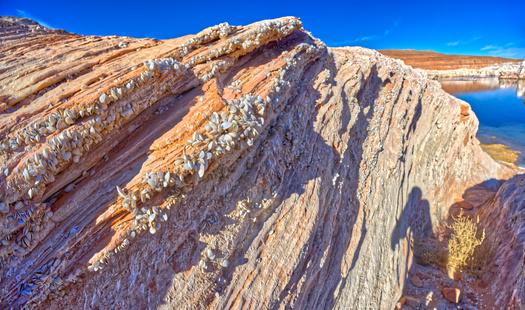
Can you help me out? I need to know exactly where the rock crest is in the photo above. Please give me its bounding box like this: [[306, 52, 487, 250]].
[[0, 17, 516, 309]]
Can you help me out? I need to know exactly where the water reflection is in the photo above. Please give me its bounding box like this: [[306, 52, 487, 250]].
[[440, 78, 525, 103], [438, 78, 525, 167]]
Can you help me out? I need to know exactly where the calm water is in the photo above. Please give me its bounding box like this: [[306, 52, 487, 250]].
[[439, 78, 525, 167]]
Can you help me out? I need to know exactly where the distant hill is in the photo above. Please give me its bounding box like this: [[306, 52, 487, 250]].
[[379, 49, 523, 70]]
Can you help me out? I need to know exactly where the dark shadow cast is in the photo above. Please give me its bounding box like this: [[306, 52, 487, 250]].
[[350, 216, 367, 271], [302, 61, 382, 309], [391, 177, 514, 308], [391, 187, 432, 252], [390, 187, 432, 292]]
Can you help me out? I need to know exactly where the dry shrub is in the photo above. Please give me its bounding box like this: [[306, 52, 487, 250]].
[[464, 234, 494, 278], [445, 215, 487, 274], [414, 237, 448, 267], [414, 214, 493, 278]]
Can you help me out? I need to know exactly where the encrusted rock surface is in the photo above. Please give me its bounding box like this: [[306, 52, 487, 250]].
[[0, 17, 516, 309]]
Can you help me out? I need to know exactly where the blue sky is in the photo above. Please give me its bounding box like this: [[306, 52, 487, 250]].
[[1, 0, 524, 58]]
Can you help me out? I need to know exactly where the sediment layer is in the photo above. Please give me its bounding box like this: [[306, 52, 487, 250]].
[[0, 17, 515, 309]]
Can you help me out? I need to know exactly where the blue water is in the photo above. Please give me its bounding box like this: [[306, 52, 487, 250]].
[[454, 88, 525, 128], [440, 79, 525, 167]]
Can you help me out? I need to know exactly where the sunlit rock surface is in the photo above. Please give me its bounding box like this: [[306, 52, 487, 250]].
[[0, 17, 515, 309]]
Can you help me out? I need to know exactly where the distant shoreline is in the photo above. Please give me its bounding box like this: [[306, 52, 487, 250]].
[[378, 49, 525, 80], [379, 49, 523, 70]]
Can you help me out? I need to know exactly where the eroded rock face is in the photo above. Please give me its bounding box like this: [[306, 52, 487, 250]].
[[0, 17, 514, 309], [476, 175, 525, 309]]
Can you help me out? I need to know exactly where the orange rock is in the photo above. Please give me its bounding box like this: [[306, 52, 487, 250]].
[[395, 296, 406, 309], [447, 269, 462, 281], [460, 104, 470, 117], [454, 199, 473, 210], [449, 205, 463, 217], [442, 287, 462, 303]]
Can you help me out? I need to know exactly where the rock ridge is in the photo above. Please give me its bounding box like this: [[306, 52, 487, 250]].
[[0, 17, 515, 309]]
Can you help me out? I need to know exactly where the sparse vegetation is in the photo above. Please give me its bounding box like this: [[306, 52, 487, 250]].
[[466, 236, 494, 278], [480, 143, 520, 164], [445, 215, 486, 273], [414, 237, 448, 267], [414, 214, 493, 278]]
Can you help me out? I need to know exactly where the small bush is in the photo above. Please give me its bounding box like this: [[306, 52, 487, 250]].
[[413, 213, 493, 277], [414, 237, 448, 267], [464, 234, 494, 278], [445, 215, 486, 273]]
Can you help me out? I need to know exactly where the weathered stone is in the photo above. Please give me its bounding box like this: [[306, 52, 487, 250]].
[[416, 271, 430, 280], [442, 287, 462, 303], [0, 16, 517, 310], [476, 174, 525, 308], [405, 296, 421, 308], [454, 199, 473, 210], [411, 274, 424, 287]]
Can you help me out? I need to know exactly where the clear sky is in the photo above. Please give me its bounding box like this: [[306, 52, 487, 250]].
[[1, 0, 524, 58]]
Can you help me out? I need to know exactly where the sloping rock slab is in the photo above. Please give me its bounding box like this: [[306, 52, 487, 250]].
[[0, 17, 514, 309]]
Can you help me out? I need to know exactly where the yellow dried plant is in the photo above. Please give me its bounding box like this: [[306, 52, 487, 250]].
[[445, 214, 485, 272]]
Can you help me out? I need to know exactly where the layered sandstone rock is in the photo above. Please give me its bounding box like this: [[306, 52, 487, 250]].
[[0, 17, 515, 309]]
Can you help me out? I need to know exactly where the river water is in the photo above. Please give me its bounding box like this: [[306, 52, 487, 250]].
[[439, 78, 525, 167]]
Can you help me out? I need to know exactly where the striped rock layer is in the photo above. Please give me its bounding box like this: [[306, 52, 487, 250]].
[[0, 17, 515, 309]]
